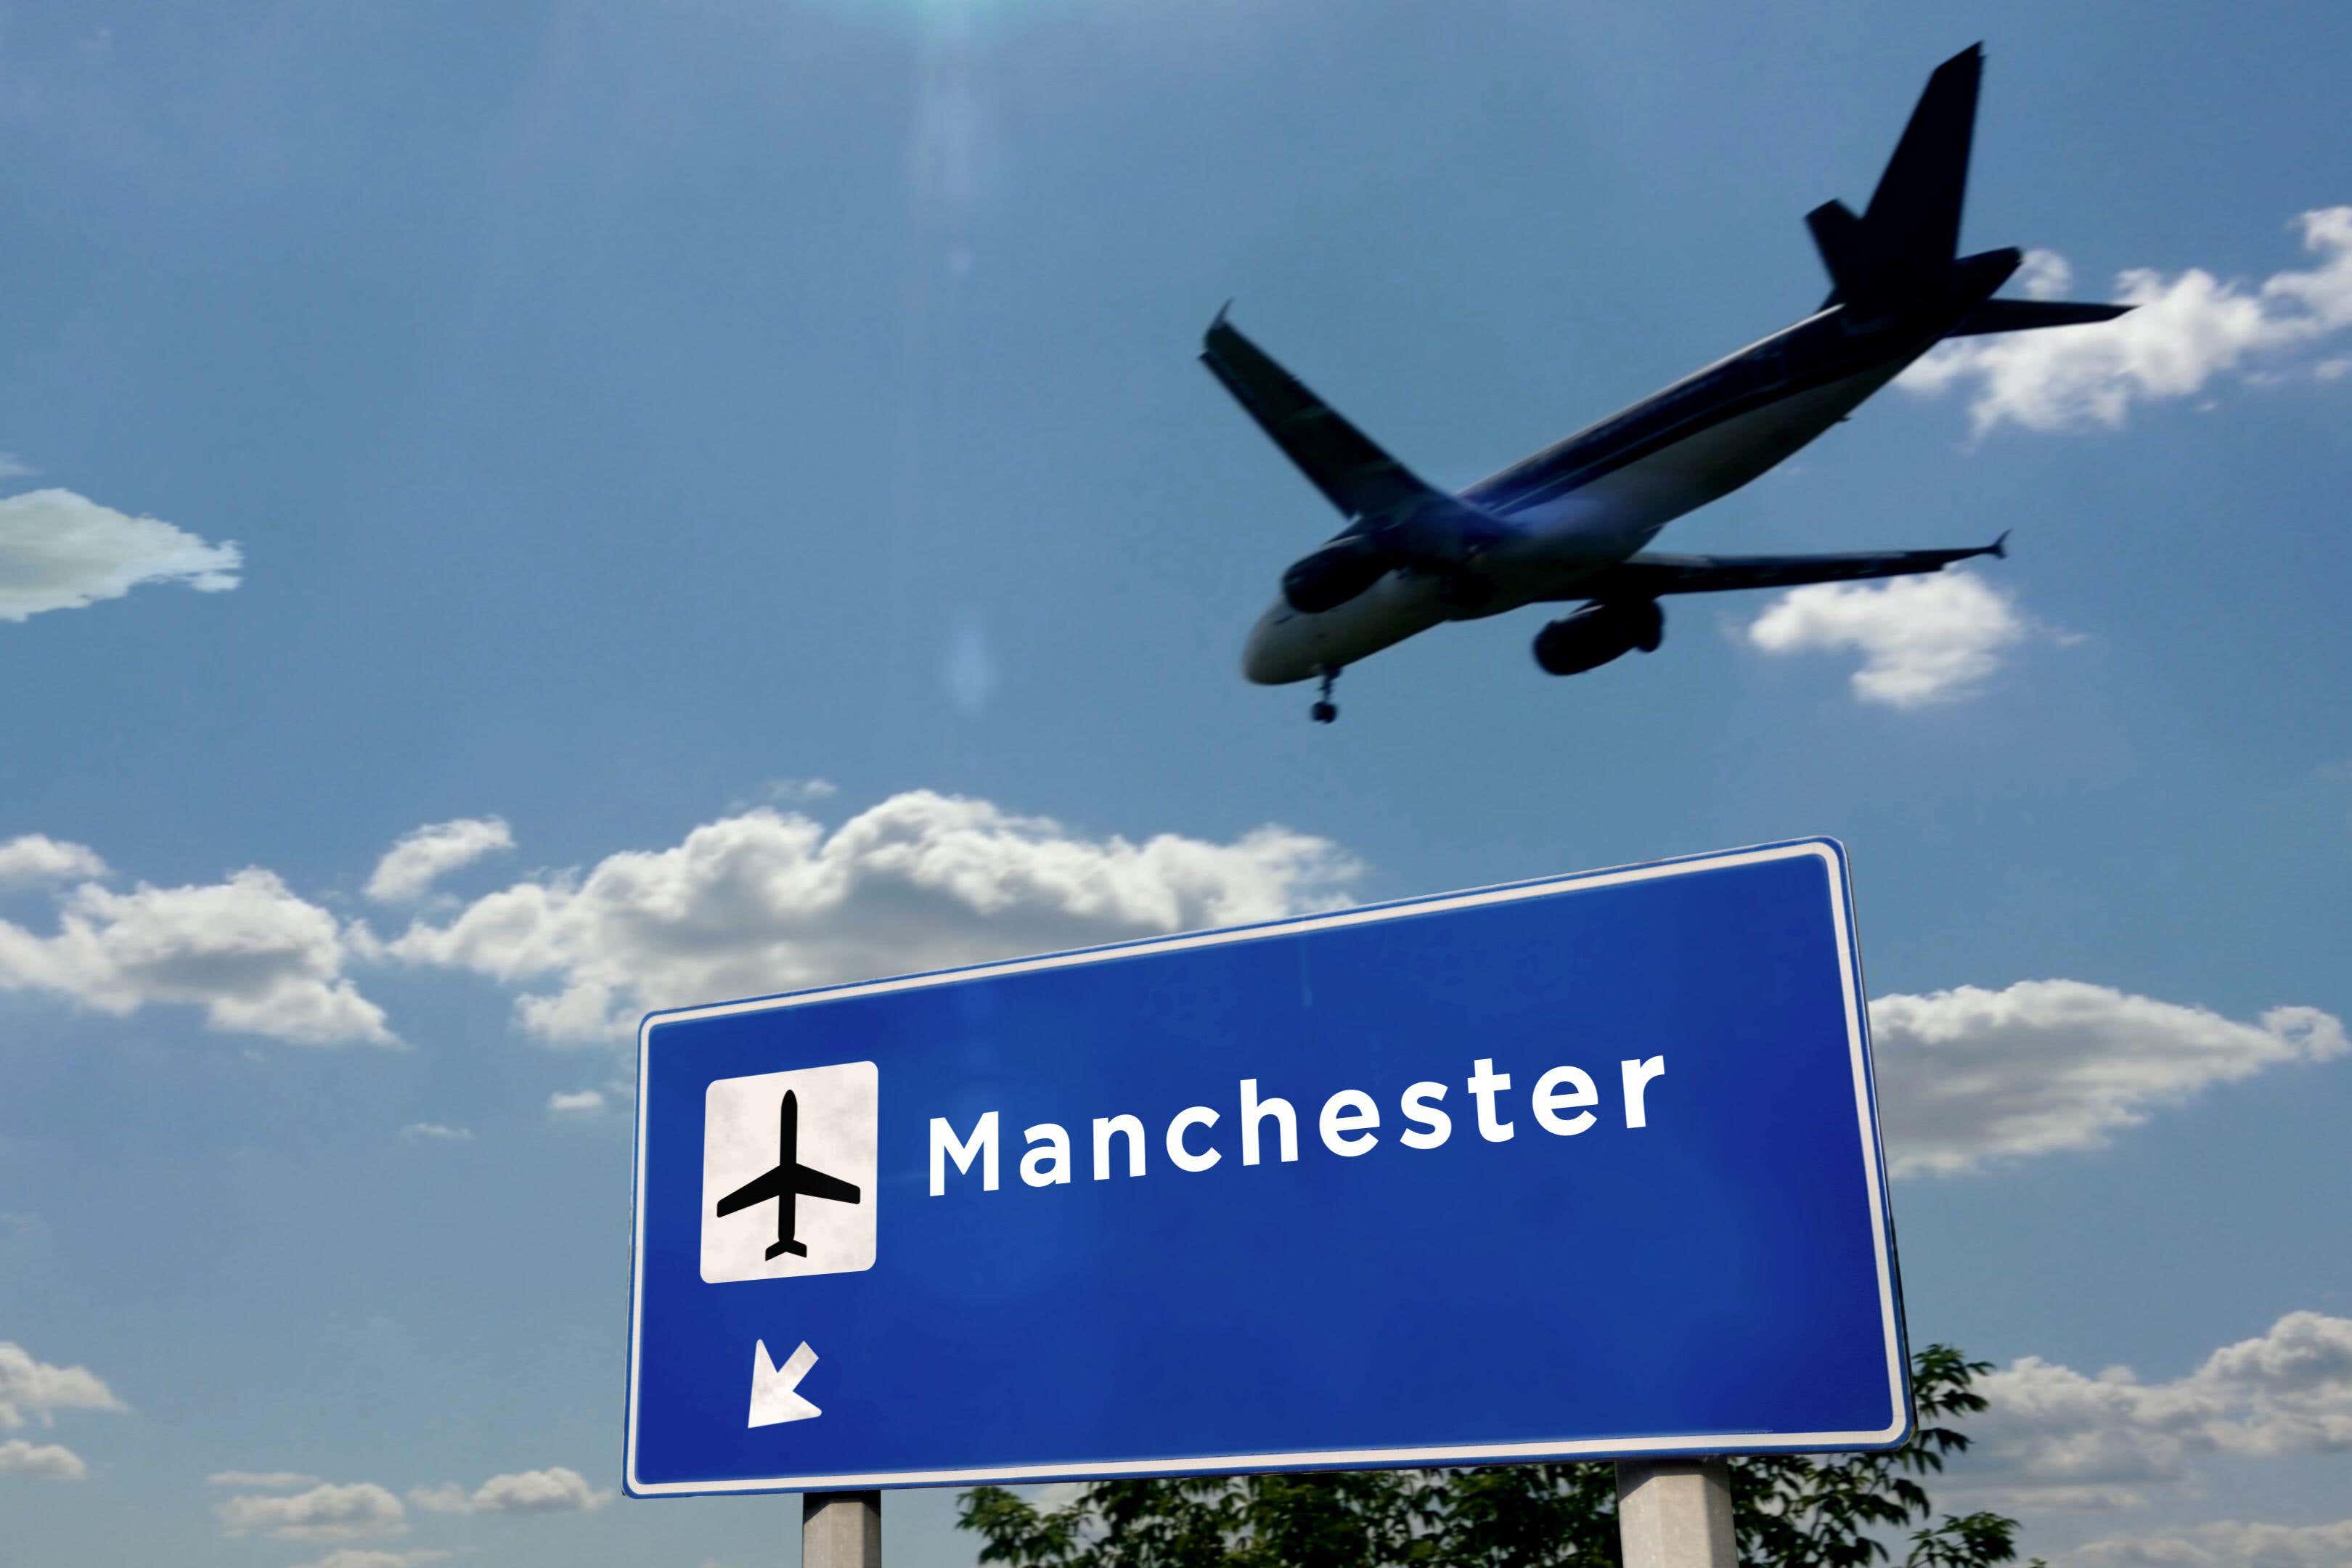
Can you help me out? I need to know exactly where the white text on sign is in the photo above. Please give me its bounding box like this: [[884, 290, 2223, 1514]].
[[928, 1055, 1666, 1193]]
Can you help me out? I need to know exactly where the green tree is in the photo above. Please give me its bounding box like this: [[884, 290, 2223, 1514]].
[[957, 1344, 2034, 1568]]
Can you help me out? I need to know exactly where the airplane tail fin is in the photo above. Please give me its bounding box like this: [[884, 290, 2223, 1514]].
[[1862, 44, 1981, 274], [1808, 45, 2136, 335], [1813, 44, 1983, 308]]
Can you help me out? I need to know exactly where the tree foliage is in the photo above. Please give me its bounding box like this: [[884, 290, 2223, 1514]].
[[956, 1344, 2035, 1568]]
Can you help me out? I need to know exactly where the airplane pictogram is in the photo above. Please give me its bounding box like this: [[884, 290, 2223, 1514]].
[[713, 1090, 863, 1260]]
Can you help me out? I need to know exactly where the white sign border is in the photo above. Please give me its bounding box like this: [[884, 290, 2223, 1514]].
[[624, 837, 1908, 1496]]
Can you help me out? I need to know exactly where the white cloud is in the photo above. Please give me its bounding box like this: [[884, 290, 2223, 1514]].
[[0, 454, 36, 481], [1744, 569, 2033, 706], [216, 1480, 407, 1542], [0, 1342, 126, 1428], [409, 1465, 611, 1515], [208, 1469, 322, 1488], [396, 1124, 473, 1143], [0, 1437, 86, 1479], [0, 836, 107, 887], [2014, 248, 2075, 301], [0, 862, 394, 1046], [2063, 1517, 2352, 1567], [286, 1552, 452, 1568], [1900, 206, 2352, 435], [1871, 981, 2346, 1177], [546, 1090, 605, 1116], [0, 487, 240, 621], [366, 817, 515, 905], [1955, 1312, 2352, 1511], [388, 791, 1361, 1045]]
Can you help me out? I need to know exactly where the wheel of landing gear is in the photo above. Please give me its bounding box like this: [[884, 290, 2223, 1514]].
[[1311, 701, 1338, 724]]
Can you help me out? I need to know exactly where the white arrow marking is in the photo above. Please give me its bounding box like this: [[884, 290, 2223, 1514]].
[[749, 1339, 822, 1428]]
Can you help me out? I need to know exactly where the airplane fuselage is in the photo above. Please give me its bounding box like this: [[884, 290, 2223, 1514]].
[[1241, 298, 1957, 685]]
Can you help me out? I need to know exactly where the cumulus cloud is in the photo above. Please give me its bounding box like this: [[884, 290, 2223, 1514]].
[[365, 817, 515, 905], [1870, 981, 2346, 1177], [2064, 1518, 2352, 1567], [1954, 1312, 2352, 1511], [216, 1480, 407, 1542], [388, 791, 1362, 1044], [546, 1090, 605, 1116], [0, 861, 393, 1046], [286, 1553, 451, 1568], [0, 1341, 126, 1428], [208, 1469, 322, 1488], [0, 836, 107, 887], [1744, 569, 2033, 706], [1900, 206, 2352, 435], [0, 487, 241, 621], [0, 1437, 87, 1479], [396, 1124, 473, 1143], [409, 1465, 611, 1515]]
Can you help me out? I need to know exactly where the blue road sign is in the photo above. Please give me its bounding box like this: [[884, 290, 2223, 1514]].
[[624, 839, 1909, 1496]]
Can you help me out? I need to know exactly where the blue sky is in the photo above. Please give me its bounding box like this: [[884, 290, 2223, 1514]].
[[3, 1, 2349, 1564]]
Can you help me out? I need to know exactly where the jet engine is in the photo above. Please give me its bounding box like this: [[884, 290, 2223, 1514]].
[[1532, 600, 1665, 676], [1281, 536, 1391, 614]]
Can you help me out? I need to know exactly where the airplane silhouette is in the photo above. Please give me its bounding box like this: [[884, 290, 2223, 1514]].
[[714, 1090, 862, 1261]]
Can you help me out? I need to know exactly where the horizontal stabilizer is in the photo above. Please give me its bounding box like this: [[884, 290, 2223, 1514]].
[[1948, 298, 2134, 337], [1805, 200, 1882, 306], [1579, 537, 2007, 598]]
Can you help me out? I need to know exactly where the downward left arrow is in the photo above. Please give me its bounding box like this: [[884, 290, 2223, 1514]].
[[749, 1339, 822, 1428]]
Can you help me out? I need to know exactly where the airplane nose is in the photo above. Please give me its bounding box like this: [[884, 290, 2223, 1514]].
[[1241, 605, 1312, 685]]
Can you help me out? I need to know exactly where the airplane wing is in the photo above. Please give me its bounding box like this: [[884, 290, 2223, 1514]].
[[792, 1164, 862, 1206], [714, 1167, 785, 1217], [1200, 309, 1433, 522], [1580, 536, 2006, 597], [1200, 310, 1506, 555]]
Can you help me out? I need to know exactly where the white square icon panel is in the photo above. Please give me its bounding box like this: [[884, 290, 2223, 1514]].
[[700, 1061, 878, 1284]]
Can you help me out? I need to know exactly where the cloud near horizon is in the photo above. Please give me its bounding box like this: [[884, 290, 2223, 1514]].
[[285, 1552, 452, 1568], [1899, 206, 2352, 435], [215, 1480, 407, 1542], [0, 1437, 88, 1479], [1950, 1311, 2352, 1512], [0, 486, 241, 622], [409, 1464, 610, 1515], [2060, 1517, 2352, 1567], [208, 1469, 322, 1488]]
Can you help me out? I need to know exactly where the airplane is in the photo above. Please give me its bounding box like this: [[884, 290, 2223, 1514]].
[[714, 1090, 862, 1262], [1205, 44, 2131, 722]]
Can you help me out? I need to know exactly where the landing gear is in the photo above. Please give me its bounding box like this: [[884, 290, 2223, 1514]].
[[1310, 667, 1341, 724]]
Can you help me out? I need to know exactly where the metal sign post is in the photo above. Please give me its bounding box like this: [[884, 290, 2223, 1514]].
[[802, 1490, 881, 1568], [1617, 1461, 1736, 1568], [626, 839, 1908, 1500]]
